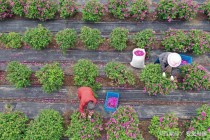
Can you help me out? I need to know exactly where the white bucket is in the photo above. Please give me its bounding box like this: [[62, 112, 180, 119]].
[[130, 48, 146, 68]]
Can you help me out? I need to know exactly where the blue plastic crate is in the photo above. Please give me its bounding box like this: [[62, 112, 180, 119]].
[[104, 92, 119, 113], [180, 54, 193, 65]]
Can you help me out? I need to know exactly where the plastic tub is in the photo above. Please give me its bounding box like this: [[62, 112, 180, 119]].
[[180, 54, 193, 65]]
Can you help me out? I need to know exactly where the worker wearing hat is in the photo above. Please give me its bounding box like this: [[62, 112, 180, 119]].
[[155, 52, 182, 81], [78, 87, 97, 119]]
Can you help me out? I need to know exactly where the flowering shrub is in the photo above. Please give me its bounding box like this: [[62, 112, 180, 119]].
[[162, 29, 189, 53], [25, 109, 63, 140], [0, 0, 12, 20], [59, 0, 78, 19], [73, 59, 101, 94], [133, 29, 156, 53], [24, 0, 58, 21], [188, 30, 210, 55], [156, 0, 179, 22], [108, 0, 130, 19], [185, 104, 210, 140], [179, 64, 210, 91], [6, 61, 32, 88], [177, 0, 198, 20], [35, 63, 64, 93], [104, 62, 135, 86], [82, 0, 105, 22], [9, 0, 25, 17], [203, 0, 210, 20], [149, 113, 181, 140], [110, 27, 129, 51], [55, 28, 77, 53], [140, 64, 177, 95], [65, 111, 103, 140], [0, 32, 22, 49], [23, 24, 52, 50], [130, 0, 150, 20], [80, 26, 104, 50], [106, 106, 144, 140], [0, 111, 28, 140]]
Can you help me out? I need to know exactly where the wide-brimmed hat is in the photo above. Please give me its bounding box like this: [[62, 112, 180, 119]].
[[167, 53, 181, 67]]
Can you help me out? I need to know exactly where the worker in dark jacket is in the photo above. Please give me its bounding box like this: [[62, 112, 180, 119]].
[[154, 52, 181, 81], [78, 87, 97, 118]]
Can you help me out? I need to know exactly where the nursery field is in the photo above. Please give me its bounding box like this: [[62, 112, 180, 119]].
[[0, 0, 209, 140]]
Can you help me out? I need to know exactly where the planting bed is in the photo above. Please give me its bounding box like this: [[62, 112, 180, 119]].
[[0, 0, 210, 139]]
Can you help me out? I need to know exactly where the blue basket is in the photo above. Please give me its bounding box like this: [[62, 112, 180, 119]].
[[180, 54, 193, 65], [104, 92, 119, 113]]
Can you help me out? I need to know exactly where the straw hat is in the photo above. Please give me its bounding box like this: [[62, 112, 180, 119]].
[[167, 53, 181, 67]]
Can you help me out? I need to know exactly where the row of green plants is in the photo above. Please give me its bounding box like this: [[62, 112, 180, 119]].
[[0, 105, 209, 140], [1, 0, 210, 21], [6, 59, 210, 95], [0, 25, 210, 55]]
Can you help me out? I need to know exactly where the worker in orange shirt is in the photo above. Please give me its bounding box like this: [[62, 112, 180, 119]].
[[78, 87, 97, 118]]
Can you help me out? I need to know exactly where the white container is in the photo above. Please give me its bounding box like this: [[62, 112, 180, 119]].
[[130, 48, 146, 68]]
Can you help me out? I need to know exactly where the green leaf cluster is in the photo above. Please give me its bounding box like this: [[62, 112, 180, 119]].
[[35, 63, 64, 93], [24, 109, 64, 140], [110, 27, 128, 51], [6, 61, 32, 88], [104, 62, 135, 86], [130, 0, 150, 20], [10, 0, 26, 17], [65, 111, 103, 140], [0, 0, 11, 20], [73, 59, 101, 94], [149, 113, 181, 140], [0, 32, 22, 49], [59, 0, 78, 19], [80, 26, 104, 50], [0, 111, 28, 140], [55, 28, 77, 53], [23, 24, 52, 50], [140, 64, 177, 95], [82, 0, 105, 22]]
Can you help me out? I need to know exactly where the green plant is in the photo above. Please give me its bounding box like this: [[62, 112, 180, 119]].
[[80, 26, 104, 50], [110, 27, 128, 51], [24, 109, 63, 140], [82, 0, 105, 22], [23, 24, 52, 50], [140, 64, 177, 95], [73, 59, 101, 94], [133, 29, 156, 51], [104, 62, 135, 86], [203, 0, 210, 20], [185, 104, 210, 140], [59, 0, 78, 19], [177, 0, 198, 20], [149, 113, 181, 140], [24, 0, 57, 21], [55, 28, 77, 53], [35, 63, 64, 93], [130, 0, 150, 20], [0, 111, 28, 140], [156, 0, 179, 22], [188, 30, 210, 55], [0, 32, 22, 49], [6, 61, 32, 88], [179, 64, 210, 91], [162, 29, 189, 53], [108, 0, 130, 19], [65, 111, 103, 140], [9, 0, 26, 17], [106, 106, 144, 140], [0, 0, 12, 20]]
